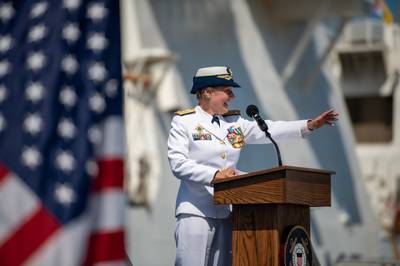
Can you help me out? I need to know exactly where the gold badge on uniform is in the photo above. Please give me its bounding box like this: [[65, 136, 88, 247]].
[[226, 126, 245, 148], [192, 125, 212, 141]]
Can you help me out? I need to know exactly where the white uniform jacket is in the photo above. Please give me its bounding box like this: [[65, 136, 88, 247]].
[[167, 106, 311, 219]]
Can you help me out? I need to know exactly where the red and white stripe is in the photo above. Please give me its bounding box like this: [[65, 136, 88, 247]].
[[83, 117, 127, 266], [0, 167, 62, 266], [0, 117, 127, 266]]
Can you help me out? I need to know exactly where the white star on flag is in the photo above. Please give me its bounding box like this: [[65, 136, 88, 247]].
[[0, 112, 6, 132], [89, 93, 106, 113], [26, 81, 45, 102], [0, 2, 15, 23], [87, 32, 108, 52], [28, 24, 48, 43], [59, 86, 77, 108], [88, 125, 102, 144], [30, 1, 48, 19], [0, 35, 13, 53], [0, 60, 11, 77], [85, 159, 98, 177], [0, 84, 7, 102], [27, 51, 46, 72], [54, 183, 77, 205], [58, 118, 76, 139], [88, 62, 107, 83], [105, 79, 119, 97], [55, 150, 76, 173], [62, 23, 80, 44], [63, 0, 81, 11], [87, 3, 108, 21], [61, 55, 79, 75], [23, 113, 43, 135], [21, 146, 42, 169]]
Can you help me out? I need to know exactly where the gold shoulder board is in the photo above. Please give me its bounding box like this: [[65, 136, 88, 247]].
[[223, 109, 240, 116], [175, 108, 196, 116]]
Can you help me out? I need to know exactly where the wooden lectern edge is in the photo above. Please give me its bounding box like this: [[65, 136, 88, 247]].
[[212, 165, 335, 184]]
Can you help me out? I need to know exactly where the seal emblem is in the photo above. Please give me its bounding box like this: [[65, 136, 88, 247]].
[[283, 226, 312, 266]]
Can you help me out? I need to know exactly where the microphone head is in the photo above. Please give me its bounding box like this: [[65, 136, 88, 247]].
[[246, 105, 259, 118]]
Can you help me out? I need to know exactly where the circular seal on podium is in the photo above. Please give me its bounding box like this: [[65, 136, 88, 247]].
[[282, 225, 312, 266]]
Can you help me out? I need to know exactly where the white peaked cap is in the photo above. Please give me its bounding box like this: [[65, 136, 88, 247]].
[[195, 66, 231, 77]]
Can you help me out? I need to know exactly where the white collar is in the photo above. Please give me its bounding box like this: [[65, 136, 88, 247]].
[[196, 105, 223, 120]]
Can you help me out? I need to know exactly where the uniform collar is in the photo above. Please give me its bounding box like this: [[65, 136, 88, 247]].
[[195, 106, 225, 140], [195, 106, 223, 121]]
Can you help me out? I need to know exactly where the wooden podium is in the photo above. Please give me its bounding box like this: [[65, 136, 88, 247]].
[[213, 166, 334, 266]]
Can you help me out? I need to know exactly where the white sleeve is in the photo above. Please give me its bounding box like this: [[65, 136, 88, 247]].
[[240, 117, 311, 144], [167, 116, 217, 185]]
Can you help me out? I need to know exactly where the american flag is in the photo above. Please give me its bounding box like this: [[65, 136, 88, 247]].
[[0, 0, 127, 265]]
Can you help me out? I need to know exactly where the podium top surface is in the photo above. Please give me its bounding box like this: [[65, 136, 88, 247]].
[[213, 165, 334, 206], [212, 165, 335, 184]]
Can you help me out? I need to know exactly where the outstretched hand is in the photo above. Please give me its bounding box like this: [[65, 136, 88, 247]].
[[307, 109, 339, 130]]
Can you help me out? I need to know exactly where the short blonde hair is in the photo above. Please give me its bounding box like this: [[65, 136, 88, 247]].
[[196, 87, 212, 101]]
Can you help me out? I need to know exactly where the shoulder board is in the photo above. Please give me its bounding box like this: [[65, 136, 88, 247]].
[[223, 109, 241, 116], [175, 108, 196, 116]]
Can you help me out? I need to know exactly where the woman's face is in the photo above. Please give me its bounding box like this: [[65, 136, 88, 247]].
[[205, 86, 235, 114]]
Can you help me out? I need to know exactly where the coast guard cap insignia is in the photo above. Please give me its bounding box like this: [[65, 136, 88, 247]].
[[227, 67, 232, 76]]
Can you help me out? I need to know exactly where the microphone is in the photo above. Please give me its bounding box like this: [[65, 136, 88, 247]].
[[246, 105, 268, 132], [246, 105, 282, 166]]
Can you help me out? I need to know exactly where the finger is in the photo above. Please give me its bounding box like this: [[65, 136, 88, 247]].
[[327, 113, 339, 118], [224, 167, 232, 173], [224, 168, 235, 176], [322, 109, 334, 116], [327, 118, 338, 122], [323, 109, 340, 119]]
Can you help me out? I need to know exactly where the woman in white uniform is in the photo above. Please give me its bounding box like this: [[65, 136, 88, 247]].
[[167, 66, 338, 266]]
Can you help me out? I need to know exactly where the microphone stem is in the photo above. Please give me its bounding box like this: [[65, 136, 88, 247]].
[[265, 132, 283, 167], [252, 113, 283, 167]]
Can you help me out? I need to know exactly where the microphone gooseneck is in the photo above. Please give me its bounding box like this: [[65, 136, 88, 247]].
[[246, 105, 282, 166]]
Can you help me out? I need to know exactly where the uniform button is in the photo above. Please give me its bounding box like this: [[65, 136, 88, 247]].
[[220, 153, 226, 159], [219, 140, 225, 145]]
